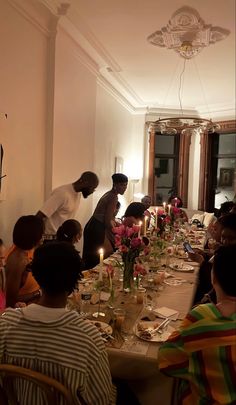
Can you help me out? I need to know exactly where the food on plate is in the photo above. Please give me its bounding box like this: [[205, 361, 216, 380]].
[[139, 330, 152, 340], [137, 321, 159, 332]]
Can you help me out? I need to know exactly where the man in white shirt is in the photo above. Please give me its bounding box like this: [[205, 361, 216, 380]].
[[37, 171, 99, 236]]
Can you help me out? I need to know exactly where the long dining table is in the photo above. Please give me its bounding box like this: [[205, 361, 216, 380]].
[[79, 248, 201, 405]]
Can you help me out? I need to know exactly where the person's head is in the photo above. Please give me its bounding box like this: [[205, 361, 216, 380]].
[[141, 195, 152, 210], [212, 245, 236, 298], [124, 202, 146, 220], [112, 173, 128, 195], [13, 215, 44, 250], [114, 201, 121, 218], [218, 213, 236, 245], [31, 242, 83, 297], [218, 201, 235, 217], [56, 219, 82, 244], [74, 171, 99, 198], [168, 195, 183, 208]]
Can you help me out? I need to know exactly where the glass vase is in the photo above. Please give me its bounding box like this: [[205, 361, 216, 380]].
[[123, 259, 135, 292]]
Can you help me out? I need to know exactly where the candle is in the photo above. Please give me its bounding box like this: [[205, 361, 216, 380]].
[[163, 202, 166, 212], [99, 248, 104, 264], [174, 197, 178, 208], [98, 248, 104, 281], [168, 204, 171, 216], [138, 221, 142, 238], [144, 216, 148, 236]]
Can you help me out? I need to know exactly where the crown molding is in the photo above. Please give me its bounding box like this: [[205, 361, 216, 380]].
[[7, 0, 54, 37]]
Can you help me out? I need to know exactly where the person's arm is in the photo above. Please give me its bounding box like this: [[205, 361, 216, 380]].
[[104, 196, 118, 244], [37, 188, 66, 220], [35, 210, 47, 221], [5, 253, 28, 307]]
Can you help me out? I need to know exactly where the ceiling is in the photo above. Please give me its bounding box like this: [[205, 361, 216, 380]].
[[48, 0, 236, 118]]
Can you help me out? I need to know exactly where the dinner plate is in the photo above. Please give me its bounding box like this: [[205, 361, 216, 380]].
[[164, 279, 183, 286], [169, 264, 194, 272], [134, 321, 174, 343], [87, 320, 113, 335]]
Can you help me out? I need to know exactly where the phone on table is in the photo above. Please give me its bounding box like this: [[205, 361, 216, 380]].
[[183, 242, 194, 253]]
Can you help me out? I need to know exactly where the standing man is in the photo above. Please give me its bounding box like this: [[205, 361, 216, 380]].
[[36, 171, 99, 237], [83, 173, 128, 269]]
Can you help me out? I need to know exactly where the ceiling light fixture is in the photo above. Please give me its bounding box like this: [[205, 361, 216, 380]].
[[147, 6, 230, 135]]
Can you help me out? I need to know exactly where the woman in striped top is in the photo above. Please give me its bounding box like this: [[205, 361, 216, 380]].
[[158, 245, 236, 404], [0, 242, 116, 405]]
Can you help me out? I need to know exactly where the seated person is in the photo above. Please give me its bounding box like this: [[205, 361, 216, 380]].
[[141, 195, 152, 225], [190, 213, 236, 305], [168, 195, 188, 223], [159, 244, 236, 405], [122, 202, 145, 227], [56, 219, 82, 245], [215, 200, 235, 218], [5, 215, 44, 307], [0, 242, 116, 404]]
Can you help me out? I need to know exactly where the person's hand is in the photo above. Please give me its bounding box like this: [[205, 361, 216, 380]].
[[188, 252, 204, 265]]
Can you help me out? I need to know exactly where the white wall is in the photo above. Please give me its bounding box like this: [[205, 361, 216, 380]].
[[0, 1, 47, 245], [94, 85, 145, 216]]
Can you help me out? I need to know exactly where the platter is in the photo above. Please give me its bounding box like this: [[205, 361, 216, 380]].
[[134, 320, 174, 342], [169, 263, 194, 272]]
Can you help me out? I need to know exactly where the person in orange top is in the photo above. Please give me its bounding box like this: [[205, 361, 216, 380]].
[[5, 215, 44, 307]]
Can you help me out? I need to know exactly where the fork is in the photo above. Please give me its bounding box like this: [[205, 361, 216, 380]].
[[150, 318, 171, 335]]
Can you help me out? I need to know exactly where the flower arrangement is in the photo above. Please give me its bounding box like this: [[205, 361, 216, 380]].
[[133, 262, 147, 288], [113, 224, 145, 291]]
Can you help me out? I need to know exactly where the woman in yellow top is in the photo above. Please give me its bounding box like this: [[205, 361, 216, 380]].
[[5, 215, 44, 307]]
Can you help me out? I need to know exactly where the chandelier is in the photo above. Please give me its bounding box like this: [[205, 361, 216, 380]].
[[146, 6, 229, 136], [150, 116, 220, 136]]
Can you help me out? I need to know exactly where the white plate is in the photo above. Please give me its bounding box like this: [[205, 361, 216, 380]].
[[164, 279, 183, 286], [169, 264, 194, 272], [134, 321, 174, 342], [87, 320, 113, 335]]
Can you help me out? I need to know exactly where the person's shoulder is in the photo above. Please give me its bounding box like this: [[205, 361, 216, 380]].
[[0, 308, 22, 325], [188, 303, 217, 321]]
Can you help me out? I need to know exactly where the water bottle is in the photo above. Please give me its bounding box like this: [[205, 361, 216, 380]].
[[80, 283, 92, 316]]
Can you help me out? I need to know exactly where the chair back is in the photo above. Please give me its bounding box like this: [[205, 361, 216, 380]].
[[0, 364, 77, 405]]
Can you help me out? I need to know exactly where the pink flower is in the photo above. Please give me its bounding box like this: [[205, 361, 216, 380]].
[[106, 264, 114, 278], [134, 263, 147, 277], [119, 245, 128, 253], [130, 237, 142, 249], [113, 225, 126, 236], [172, 207, 180, 214], [164, 216, 171, 224], [126, 226, 135, 237], [158, 209, 164, 216], [132, 225, 140, 234], [143, 246, 150, 256]]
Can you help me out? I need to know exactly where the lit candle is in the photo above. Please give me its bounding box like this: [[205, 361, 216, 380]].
[[138, 221, 142, 238], [163, 202, 166, 212], [174, 197, 178, 208], [168, 204, 171, 216], [98, 248, 104, 281], [99, 248, 104, 264], [144, 216, 148, 236]]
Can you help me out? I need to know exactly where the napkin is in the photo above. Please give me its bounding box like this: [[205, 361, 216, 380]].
[[152, 306, 179, 320]]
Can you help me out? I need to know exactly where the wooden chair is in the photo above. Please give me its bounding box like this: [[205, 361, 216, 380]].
[[0, 364, 78, 405]]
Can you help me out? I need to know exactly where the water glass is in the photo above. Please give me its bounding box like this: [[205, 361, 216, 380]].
[[113, 308, 126, 332]]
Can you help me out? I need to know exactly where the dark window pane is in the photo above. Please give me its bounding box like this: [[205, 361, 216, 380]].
[[218, 134, 236, 155], [155, 135, 175, 154]]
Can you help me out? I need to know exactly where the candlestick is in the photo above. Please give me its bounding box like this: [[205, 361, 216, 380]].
[[144, 216, 148, 236], [168, 204, 171, 216], [138, 221, 142, 238], [98, 248, 104, 281], [163, 202, 166, 212]]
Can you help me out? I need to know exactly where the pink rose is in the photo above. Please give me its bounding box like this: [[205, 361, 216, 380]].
[[113, 225, 126, 236], [126, 227, 135, 237], [164, 216, 171, 223], [134, 263, 147, 276], [172, 207, 180, 214], [119, 245, 128, 253], [130, 237, 142, 249]]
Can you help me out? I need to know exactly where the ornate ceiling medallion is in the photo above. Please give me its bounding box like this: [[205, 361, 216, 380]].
[[147, 6, 230, 59]]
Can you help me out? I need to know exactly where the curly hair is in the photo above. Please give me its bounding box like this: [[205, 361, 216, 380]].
[[31, 242, 83, 295]]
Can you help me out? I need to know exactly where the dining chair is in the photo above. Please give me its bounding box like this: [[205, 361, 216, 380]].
[[0, 364, 78, 405]]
